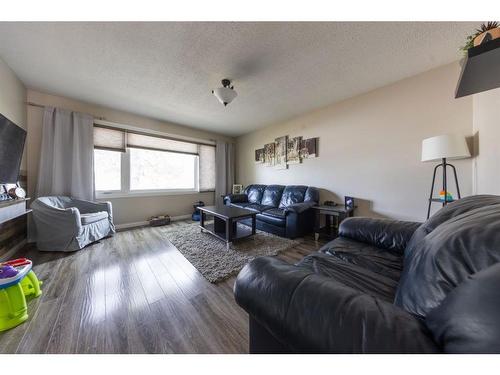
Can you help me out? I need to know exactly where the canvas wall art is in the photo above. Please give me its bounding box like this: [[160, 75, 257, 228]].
[[300, 137, 318, 159], [264, 142, 276, 166], [286, 136, 302, 164], [256, 135, 318, 167], [274, 136, 288, 169], [255, 148, 264, 164]]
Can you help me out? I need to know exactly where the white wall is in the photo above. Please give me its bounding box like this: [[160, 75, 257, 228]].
[[472, 88, 500, 195], [0, 56, 27, 171], [26, 89, 235, 225], [236, 63, 473, 221]]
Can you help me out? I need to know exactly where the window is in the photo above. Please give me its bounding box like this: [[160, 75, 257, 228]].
[[94, 149, 121, 191], [129, 148, 197, 191], [93, 125, 216, 196]]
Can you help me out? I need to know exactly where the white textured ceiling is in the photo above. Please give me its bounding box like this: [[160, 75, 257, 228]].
[[0, 22, 476, 136]]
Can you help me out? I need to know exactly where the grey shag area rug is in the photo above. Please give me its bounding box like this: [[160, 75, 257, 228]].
[[159, 222, 301, 283]]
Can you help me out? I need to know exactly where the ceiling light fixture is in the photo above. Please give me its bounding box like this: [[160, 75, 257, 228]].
[[212, 79, 237, 106]]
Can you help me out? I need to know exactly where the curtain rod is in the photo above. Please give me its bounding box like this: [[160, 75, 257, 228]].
[[27, 101, 221, 145], [26, 101, 44, 109], [26, 101, 106, 120]]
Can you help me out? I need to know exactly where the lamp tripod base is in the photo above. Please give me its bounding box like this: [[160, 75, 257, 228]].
[[426, 158, 462, 219]]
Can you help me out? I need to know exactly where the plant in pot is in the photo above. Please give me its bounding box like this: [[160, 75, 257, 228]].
[[460, 21, 500, 55]]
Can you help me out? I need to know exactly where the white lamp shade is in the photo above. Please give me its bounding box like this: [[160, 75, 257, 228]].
[[213, 87, 237, 106], [421, 134, 471, 162]]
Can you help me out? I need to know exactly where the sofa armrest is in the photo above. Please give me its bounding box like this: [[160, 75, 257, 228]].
[[234, 257, 439, 353], [338, 217, 421, 253], [426, 262, 500, 353], [31, 200, 82, 251], [283, 201, 316, 214], [223, 194, 248, 205]]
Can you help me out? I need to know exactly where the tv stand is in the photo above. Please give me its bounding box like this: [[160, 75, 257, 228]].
[[0, 198, 31, 259]]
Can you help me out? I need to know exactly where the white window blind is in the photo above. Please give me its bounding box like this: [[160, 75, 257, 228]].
[[127, 132, 198, 155], [93, 126, 126, 152], [199, 144, 216, 191]]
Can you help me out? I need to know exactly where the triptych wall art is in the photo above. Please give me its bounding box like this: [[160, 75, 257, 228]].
[[255, 136, 318, 169]]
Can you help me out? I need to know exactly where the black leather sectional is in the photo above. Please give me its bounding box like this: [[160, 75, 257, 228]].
[[223, 184, 319, 239], [234, 195, 500, 353]]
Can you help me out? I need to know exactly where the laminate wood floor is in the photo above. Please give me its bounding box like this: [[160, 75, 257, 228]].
[[0, 221, 325, 353]]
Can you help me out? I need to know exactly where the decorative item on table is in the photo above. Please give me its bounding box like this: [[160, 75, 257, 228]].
[[300, 137, 318, 159], [439, 190, 454, 203], [254, 148, 264, 164], [192, 201, 205, 221], [345, 196, 355, 210], [324, 200, 337, 207], [8, 185, 26, 199], [263, 142, 276, 166], [287, 136, 302, 164], [0, 258, 42, 332], [0, 184, 10, 201], [149, 214, 171, 227], [274, 136, 288, 169], [232, 184, 243, 194]]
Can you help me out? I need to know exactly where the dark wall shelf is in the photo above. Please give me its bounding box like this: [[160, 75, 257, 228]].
[[456, 38, 500, 98]]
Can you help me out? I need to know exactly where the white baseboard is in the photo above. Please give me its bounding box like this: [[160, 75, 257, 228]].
[[115, 214, 192, 231]]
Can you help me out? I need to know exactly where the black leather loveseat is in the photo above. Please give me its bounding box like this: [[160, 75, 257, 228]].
[[223, 184, 319, 239], [234, 195, 500, 353]]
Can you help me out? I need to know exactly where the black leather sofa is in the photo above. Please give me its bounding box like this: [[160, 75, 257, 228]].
[[223, 184, 319, 239], [234, 195, 500, 353]]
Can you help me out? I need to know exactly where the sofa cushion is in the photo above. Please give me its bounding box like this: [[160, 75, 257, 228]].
[[320, 237, 404, 283], [403, 194, 500, 262], [261, 208, 286, 218], [256, 212, 286, 227], [395, 195, 500, 318], [279, 185, 308, 208], [231, 202, 252, 209], [261, 185, 285, 207], [81, 211, 108, 225], [243, 203, 274, 213], [297, 251, 400, 303], [304, 186, 319, 203], [245, 184, 266, 204]]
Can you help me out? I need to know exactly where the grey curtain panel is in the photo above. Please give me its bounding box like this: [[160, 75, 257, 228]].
[[36, 107, 94, 200], [215, 140, 235, 202]]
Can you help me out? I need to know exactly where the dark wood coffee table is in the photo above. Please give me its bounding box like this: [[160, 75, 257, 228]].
[[198, 204, 256, 250]]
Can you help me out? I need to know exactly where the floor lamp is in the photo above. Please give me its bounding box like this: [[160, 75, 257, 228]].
[[422, 134, 471, 219]]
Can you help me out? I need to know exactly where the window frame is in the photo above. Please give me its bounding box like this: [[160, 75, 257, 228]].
[[95, 144, 209, 199]]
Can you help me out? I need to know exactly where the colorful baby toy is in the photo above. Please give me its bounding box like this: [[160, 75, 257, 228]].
[[439, 190, 454, 203], [0, 258, 42, 332]]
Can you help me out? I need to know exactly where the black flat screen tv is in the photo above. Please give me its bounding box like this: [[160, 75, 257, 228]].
[[0, 113, 27, 184]]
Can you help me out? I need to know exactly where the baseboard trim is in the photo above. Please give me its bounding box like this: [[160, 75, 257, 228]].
[[116, 214, 192, 231]]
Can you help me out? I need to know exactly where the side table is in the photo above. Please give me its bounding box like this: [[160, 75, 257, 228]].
[[312, 205, 355, 241]]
